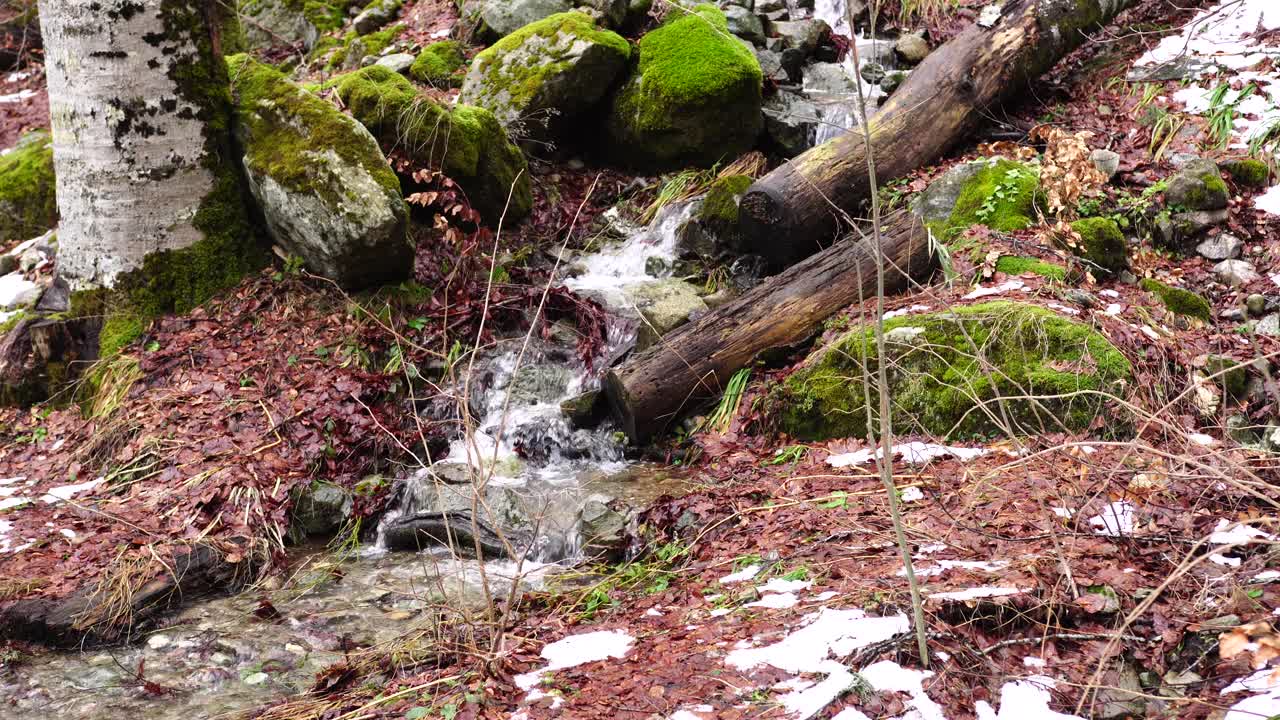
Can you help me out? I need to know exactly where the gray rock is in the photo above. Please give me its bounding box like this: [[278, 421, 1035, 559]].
[[1165, 158, 1228, 211], [1096, 662, 1145, 719], [913, 159, 987, 223], [561, 390, 605, 428], [755, 0, 785, 12], [778, 47, 806, 83], [292, 481, 354, 536], [802, 61, 856, 94], [580, 0, 629, 27], [1196, 232, 1243, 261], [768, 18, 829, 56], [723, 5, 764, 44], [894, 31, 929, 64], [1256, 314, 1280, 336], [721, 0, 754, 8], [879, 70, 906, 95], [374, 52, 415, 73], [1247, 293, 1267, 317], [1215, 258, 1259, 288], [624, 279, 709, 351], [460, 12, 630, 136], [1090, 148, 1120, 180], [507, 364, 574, 405], [230, 58, 410, 289], [241, 0, 324, 51], [762, 90, 817, 157], [478, 0, 572, 37], [860, 61, 886, 84], [755, 48, 787, 83], [578, 493, 628, 561], [353, 0, 404, 34]]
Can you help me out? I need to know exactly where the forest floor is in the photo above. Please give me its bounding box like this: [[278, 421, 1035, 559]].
[[1, 0, 1279, 718]]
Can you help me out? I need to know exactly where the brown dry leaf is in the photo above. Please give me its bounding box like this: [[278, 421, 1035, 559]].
[[978, 140, 1039, 163], [1030, 125, 1108, 215], [1220, 621, 1280, 668]]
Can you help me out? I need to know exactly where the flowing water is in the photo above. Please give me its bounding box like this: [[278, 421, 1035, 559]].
[[806, 0, 902, 145], [0, 203, 700, 719]]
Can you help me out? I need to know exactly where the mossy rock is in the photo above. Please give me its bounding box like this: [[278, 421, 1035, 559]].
[[1140, 278, 1211, 323], [459, 12, 630, 137], [321, 22, 405, 70], [777, 301, 1132, 441], [994, 255, 1066, 281], [1220, 158, 1271, 189], [240, 0, 363, 51], [605, 4, 762, 170], [1068, 217, 1128, 277], [228, 55, 410, 289], [920, 159, 1043, 243], [336, 65, 532, 223], [409, 40, 467, 87], [676, 174, 752, 258], [1164, 159, 1228, 212], [0, 131, 56, 243]]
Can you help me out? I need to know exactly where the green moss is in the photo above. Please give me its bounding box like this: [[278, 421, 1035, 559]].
[[1203, 355, 1247, 400], [336, 66, 531, 222], [322, 22, 404, 69], [0, 131, 56, 242], [299, 0, 363, 32], [1221, 158, 1271, 188], [1140, 278, 1212, 322], [606, 4, 762, 169], [778, 301, 1132, 441], [994, 255, 1067, 281], [935, 159, 1042, 242], [227, 54, 400, 202], [409, 40, 467, 87], [0, 309, 27, 337], [699, 174, 752, 224], [1069, 217, 1128, 276]]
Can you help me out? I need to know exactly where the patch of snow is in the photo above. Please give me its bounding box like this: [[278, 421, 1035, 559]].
[[828, 442, 988, 468], [1209, 519, 1277, 545], [1221, 667, 1280, 720], [645, 608, 663, 617], [860, 661, 946, 720], [1052, 507, 1074, 519], [1134, 0, 1280, 74], [900, 486, 924, 502], [1102, 303, 1124, 316], [964, 279, 1026, 300], [747, 593, 800, 609], [5, 71, 31, 82], [727, 608, 909, 673], [670, 707, 715, 720], [0, 272, 39, 310], [1188, 433, 1217, 446], [1252, 570, 1280, 582], [1257, 186, 1280, 217], [929, 586, 1022, 601], [975, 675, 1084, 720], [812, 590, 839, 601], [720, 564, 762, 584], [1210, 553, 1243, 567], [916, 542, 947, 556], [1046, 302, 1081, 315], [1099, 289, 1121, 298], [759, 578, 813, 593], [935, 651, 950, 662], [710, 608, 733, 617], [1023, 656, 1047, 668], [39, 477, 104, 504], [1088, 501, 1136, 537], [514, 630, 634, 691], [0, 89, 36, 103], [0, 477, 24, 486], [0, 497, 29, 511], [883, 304, 932, 319], [58, 528, 75, 540], [831, 710, 872, 720], [903, 559, 1010, 578]]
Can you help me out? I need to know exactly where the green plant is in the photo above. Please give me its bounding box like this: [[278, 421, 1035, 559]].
[[975, 165, 1037, 224], [817, 491, 848, 510], [704, 368, 750, 432], [763, 445, 807, 465], [1205, 82, 1257, 149], [1248, 119, 1280, 160]]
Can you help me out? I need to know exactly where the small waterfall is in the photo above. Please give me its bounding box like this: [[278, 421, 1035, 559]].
[[804, 0, 902, 146], [374, 200, 693, 562]]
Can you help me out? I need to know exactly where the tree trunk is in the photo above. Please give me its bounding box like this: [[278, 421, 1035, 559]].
[[38, 0, 246, 292], [739, 0, 1135, 269], [604, 208, 935, 443]]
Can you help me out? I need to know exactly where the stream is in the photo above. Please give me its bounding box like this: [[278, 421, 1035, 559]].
[[0, 193, 699, 719]]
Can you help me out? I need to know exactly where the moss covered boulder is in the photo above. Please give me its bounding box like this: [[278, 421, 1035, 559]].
[[1164, 159, 1228, 211], [1221, 158, 1271, 189], [1068, 217, 1128, 277], [239, 0, 363, 51], [336, 65, 532, 223], [676, 174, 752, 258], [0, 131, 56, 243], [228, 56, 409, 288], [1140, 278, 1212, 322], [459, 12, 630, 137], [777, 302, 1131, 440], [410, 40, 468, 87], [915, 158, 1041, 242], [605, 4, 763, 170]]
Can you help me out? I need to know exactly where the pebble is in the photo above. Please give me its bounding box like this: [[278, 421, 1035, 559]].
[[1196, 232, 1244, 261], [242, 671, 269, 685], [1214, 259, 1259, 287], [146, 634, 171, 650], [1247, 294, 1267, 317]]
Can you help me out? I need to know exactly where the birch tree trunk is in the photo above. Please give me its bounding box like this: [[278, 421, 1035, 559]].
[[38, 0, 251, 295]]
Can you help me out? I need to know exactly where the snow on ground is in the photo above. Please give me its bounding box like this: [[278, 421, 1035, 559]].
[[1088, 500, 1137, 536], [859, 661, 946, 720], [1220, 667, 1280, 720], [513, 630, 634, 691], [902, 559, 1010, 578], [975, 676, 1084, 720], [719, 564, 762, 584], [828, 441, 989, 467]]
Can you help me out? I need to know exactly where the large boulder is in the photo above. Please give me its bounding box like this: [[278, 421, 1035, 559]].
[[623, 278, 708, 350], [239, 0, 362, 51], [469, 0, 572, 39], [916, 158, 1042, 241], [459, 12, 630, 138], [336, 65, 533, 223], [0, 131, 56, 244], [776, 302, 1131, 440], [1164, 158, 1228, 211], [605, 4, 763, 170], [227, 56, 410, 288]]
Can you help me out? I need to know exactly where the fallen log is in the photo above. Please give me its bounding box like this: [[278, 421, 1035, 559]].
[[605, 208, 935, 443], [739, 0, 1135, 268]]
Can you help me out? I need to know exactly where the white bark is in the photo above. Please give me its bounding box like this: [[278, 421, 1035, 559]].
[[38, 0, 223, 290]]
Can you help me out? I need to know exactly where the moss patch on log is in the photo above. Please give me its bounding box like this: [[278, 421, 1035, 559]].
[[777, 301, 1131, 441]]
